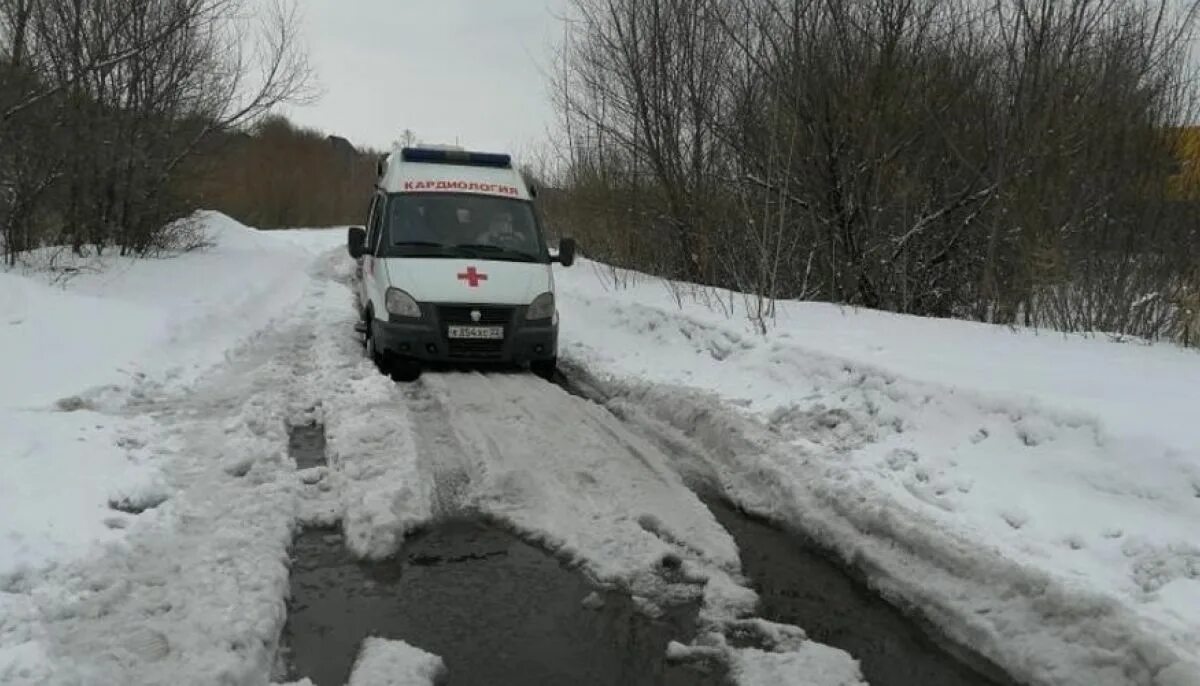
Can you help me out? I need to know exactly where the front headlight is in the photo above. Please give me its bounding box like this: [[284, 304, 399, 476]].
[[385, 288, 421, 318], [526, 292, 555, 320]]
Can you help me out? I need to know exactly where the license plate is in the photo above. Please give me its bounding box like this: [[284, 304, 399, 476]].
[[447, 325, 504, 340]]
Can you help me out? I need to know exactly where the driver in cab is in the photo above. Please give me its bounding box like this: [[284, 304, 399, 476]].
[[475, 210, 528, 249]]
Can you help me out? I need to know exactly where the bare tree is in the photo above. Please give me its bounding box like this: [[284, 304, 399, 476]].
[[0, 0, 312, 263], [551, 0, 1200, 345]]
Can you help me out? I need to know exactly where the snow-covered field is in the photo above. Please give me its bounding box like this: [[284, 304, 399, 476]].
[[2, 214, 1197, 686]]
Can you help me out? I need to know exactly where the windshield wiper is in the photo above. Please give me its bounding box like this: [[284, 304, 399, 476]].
[[392, 241, 447, 248], [452, 244, 540, 261]]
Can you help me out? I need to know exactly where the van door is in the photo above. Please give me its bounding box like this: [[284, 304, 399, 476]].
[[363, 193, 388, 320]]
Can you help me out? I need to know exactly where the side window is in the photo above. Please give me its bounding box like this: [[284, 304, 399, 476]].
[[364, 196, 378, 250], [366, 195, 384, 255]]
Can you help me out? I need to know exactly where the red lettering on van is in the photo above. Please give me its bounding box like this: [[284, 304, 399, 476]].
[[400, 180, 524, 197]]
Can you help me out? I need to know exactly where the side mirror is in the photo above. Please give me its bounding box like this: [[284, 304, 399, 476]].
[[347, 226, 367, 258], [556, 237, 576, 267]]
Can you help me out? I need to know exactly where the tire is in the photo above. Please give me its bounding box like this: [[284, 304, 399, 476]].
[[365, 317, 389, 375], [366, 313, 419, 382], [391, 359, 422, 383], [531, 358, 557, 381]]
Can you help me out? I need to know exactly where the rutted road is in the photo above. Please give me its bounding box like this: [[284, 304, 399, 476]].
[[283, 363, 1018, 686]]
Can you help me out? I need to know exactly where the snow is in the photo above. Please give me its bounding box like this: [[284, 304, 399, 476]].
[[293, 247, 825, 661], [289, 252, 434, 556], [731, 645, 867, 686], [5, 216, 1198, 686], [0, 411, 163, 575], [668, 622, 866, 686], [555, 260, 1200, 686], [2, 222, 854, 684], [0, 271, 165, 408], [0, 212, 315, 580], [0, 217, 331, 684], [0, 331, 302, 684], [2, 212, 310, 408], [404, 372, 748, 610], [345, 638, 445, 686]]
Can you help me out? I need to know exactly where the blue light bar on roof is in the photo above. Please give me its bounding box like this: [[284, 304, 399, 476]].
[[400, 147, 512, 168]]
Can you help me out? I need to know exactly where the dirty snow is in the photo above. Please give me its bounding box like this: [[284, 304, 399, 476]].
[[669, 620, 868, 686], [408, 372, 747, 610], [345, 638, 445, 686], [1, 222, 863, 684], [290, 262, 433, 556], [288, 234, 858, 675], [556, 260, 1200, 686], [9, 216, 1196, 686]]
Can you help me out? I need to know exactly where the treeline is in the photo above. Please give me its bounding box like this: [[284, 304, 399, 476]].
[[551, 0, 1200, 344], [192, 116, 379, 229], [0, 0, 311, 265]]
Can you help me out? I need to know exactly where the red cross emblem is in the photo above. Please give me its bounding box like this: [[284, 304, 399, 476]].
[[457, 266, 487, 287]]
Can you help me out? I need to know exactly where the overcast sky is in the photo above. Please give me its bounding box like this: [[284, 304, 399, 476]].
[[281, 1, 568, 154]]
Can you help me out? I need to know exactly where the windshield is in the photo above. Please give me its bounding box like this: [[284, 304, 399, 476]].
[[382, 193, 547, 262]]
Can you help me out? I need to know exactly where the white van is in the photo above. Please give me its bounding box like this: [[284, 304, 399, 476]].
[[347, 147, 575, 381]]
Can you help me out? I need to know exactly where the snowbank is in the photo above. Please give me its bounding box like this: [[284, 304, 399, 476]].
[[0, 223, 355, 685], [556, 260, 1200, 686], [0, 213, 316, 621]]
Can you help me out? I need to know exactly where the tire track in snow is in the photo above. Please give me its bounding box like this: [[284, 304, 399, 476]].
[[293, 250, 433, 559], [393, 369, 866, 685], [417, 369, 739, 595], [287, 251, 865, 685], [400, 379, 480, 519]]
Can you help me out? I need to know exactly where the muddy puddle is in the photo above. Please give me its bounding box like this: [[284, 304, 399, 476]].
[[551, 373, 1019, 685], [282, 398, 1017, 686], [289, 422, 327, 469], [281, 521, 726, 686], [703, 497, 1018, 686]]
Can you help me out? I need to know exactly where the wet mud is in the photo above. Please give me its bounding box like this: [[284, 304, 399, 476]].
[[703, 497, 1019, 686], [281, 521, 726, 686], [289, 422, 327, 469], [280, 389, 1019, 686]]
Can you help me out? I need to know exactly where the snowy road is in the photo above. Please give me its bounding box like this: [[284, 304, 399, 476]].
[[278, 247, 1008, 686], [6, 219, 1194, 686], [405, 371, 745, 606], [284, 248, 871, 684]]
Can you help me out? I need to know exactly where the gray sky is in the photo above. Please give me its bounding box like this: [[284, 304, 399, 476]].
[[282, 1, 568, 154]]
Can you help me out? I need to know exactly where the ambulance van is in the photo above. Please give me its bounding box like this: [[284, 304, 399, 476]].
[[347, 147, 576, 381]]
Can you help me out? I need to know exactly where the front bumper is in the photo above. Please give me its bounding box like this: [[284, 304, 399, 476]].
[[372, 302, 557, 365]]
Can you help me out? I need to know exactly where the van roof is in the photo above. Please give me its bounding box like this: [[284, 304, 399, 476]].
[[378, 147, 530, 200]]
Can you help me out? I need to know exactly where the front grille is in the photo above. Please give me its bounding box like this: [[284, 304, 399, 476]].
[[437, 305, 515, 325], [437, 305, 514, 360], [447, 338, 506, 359]]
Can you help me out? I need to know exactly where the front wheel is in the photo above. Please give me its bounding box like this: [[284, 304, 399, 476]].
[[365, 318, 389, 374], [531, 358, 557, 381], [391, 359, 422, 383]]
